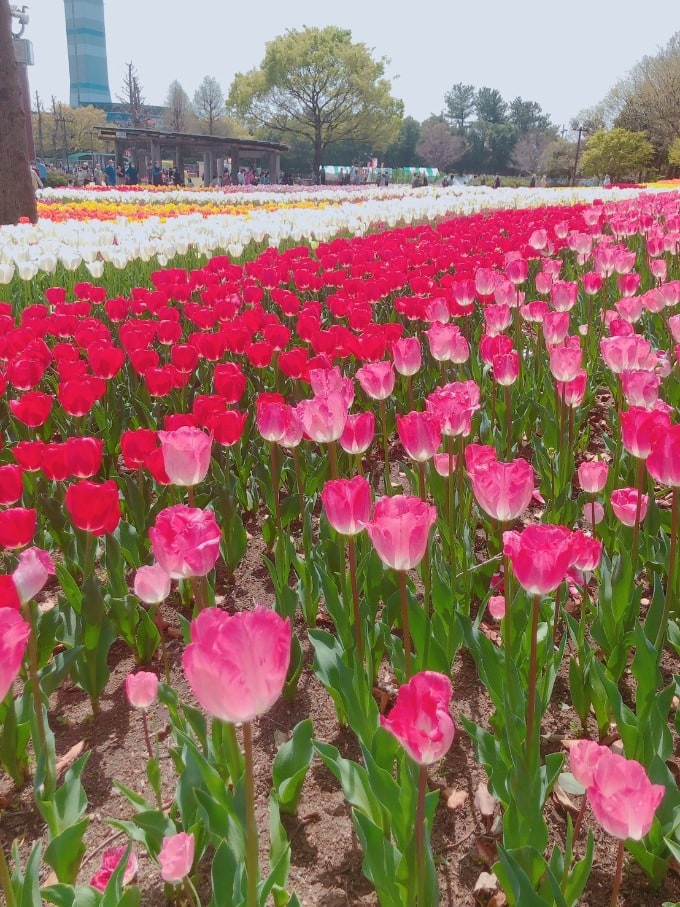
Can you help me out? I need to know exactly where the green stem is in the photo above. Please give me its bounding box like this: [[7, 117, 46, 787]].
[[328, 440, 339, 480], [23, 601, 53, 794], [415, 764, 428, 907], [526, 593, 541, 753], [398, 571, 413, 678], [504, 384, 512, 457], [630, 459, 645, 572], [189, 575, 206, 613], [153, 604, 171, 684], [243, 721, 259, 907], [292, 448, 306, 525], [447, 436, 456, 579], [183, 875, 201, 907], [269, 443, 282, 537], [610, 839, 624, 907], [380, 399, 393, 495], [348, 537, 364, 662], [655, 488, 678, 652], [0, 842, 17, 907]]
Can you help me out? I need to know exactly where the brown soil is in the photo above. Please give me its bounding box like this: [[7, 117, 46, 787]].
[[2, 476, 680, 906]]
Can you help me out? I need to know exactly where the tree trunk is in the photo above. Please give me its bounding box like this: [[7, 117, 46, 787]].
[[0, 0, 37, 224]]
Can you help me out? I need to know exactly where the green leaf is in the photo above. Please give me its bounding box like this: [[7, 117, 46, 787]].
[[313, 741, 386, 830], [209, 839, 240, 907], [44, 819, 89, 885], [351, 811, 405, 907], [272, 718, 313, 815]]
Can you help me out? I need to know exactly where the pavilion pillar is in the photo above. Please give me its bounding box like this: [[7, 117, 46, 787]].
[[268, 151, 280, 185], [230, 147, 240, 185], [203, 152, 210, 186], [114, 139, 126, 169], [175, 145, 185, 184], [216, 156, 224, 184]]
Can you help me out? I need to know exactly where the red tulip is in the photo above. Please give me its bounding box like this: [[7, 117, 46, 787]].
[[87, 342, 125, 380], [363, 494, 437, 571], [214, 362, 247, 403], [0, 508, 36, 549], [0, 607, 31, 700], [504, 524, 574, 595], [149, 504, 221, 579], [0, 464, 23, 505], [121, 429, 158, 470], [65, 480, 121, 536], [0, 575, 20, 610], [321, 476, 371, 536], [64, 437, 104, 478], [207, 409, 247, 447], [183, 606, 291, 722], [12, 441, 45, 472], [381, 671, 454, 765], [9, 391, 53, 427]]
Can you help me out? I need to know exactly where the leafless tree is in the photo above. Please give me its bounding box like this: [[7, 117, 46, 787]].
[[415, 122, 467, 172]]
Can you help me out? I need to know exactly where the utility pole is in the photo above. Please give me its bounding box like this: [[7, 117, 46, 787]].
[[34, 90, 44, 159]]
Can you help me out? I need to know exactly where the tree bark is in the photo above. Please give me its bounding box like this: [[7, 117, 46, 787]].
[[0, 0, 37, 224]]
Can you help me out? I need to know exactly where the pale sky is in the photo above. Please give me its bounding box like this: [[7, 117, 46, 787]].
[[19, 0, 678, 134]]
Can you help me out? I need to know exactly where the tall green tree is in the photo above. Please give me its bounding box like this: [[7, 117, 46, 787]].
[[163, 80, 194, 133], [0, 0, 36, 224], [509, 97, 552, 133], [383, 116, 422, 167], [227, 26, 403, 174], [474, 87, 508, 124], [581, 127, 654, 181], [444, 83, 476, 130]]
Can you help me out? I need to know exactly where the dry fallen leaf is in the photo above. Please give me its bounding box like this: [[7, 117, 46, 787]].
[[488, 892, 508, 907], [446, 788, 468, 811], [474, 782, 496, 821], [56, 740, 86, 777], [473, 870, 499, 901], [552, 782, 580, 818], [475, 837, 498, 867]]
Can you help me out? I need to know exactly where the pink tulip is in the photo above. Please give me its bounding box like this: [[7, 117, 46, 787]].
[[569, 739, 610, 789], [433, 453, 456, 476], [362, 494, 437, 571], [483, 304, 512, 337], [465, 443, 498, 477], [570, 531, 603, 573], [397, 412, 441, 463], [621, 372, 661, 410], [647, 424, 680, 487], [583, 501, 605, 526], [587, 753, 665, 841], [149, 505, 221, 579], [183, 606, 291, 723], [557, 370, 587, 408], [549, 344, 583, 383], [550, 280, 578, 312], [0, 608, 31, 700], [381, 671, 454, 765], [321, 476, 371, 536], [620, 407, 671, 460], [426, 381, 481, 438], [425, 323, 469, 363], [356, 362, 396, 401], [339, 411, 375, 455], [125, 671, 159, 709], [134, 563, 172, 604], [492, 351, 520, 386], [578, 461, 609, 493], [157, 426, 212, 487], [504, 524, 574, 596], [488, 595, 506, 620], [296, 391, 348, 443], [159, 832, 195, 883], [468, 457, 535, 523], [542, 312, 570, 346], [392, 337, 422, 376], [90, 846, 138, 892], [256, 395, 289, 443], [12, 547, 55, 604], [610, 487, 648, 527], [309, 366, 354, 409], [600, 335, 653, 374]]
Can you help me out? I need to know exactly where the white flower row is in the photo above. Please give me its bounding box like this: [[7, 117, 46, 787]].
[[0, 185, 663, 284]]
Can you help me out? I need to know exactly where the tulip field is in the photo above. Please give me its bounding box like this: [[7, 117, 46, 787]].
[[2, 182, 680, 907]]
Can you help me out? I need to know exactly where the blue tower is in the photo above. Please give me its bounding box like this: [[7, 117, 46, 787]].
[[63, 0, 111, 106]]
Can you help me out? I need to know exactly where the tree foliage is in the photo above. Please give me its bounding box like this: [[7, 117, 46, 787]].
[[383, 116, 422, 167], [193, 76, 224, 136], [163, 80, 194, 133], [416, 122, 466, 172], [669, 136, 680, 170], [31, 104, 107, 159], [227, 26, 403, 172], [581, 128, 654, 181], [444, 83, 476, 130], [0, 0, 36, 224], [116, 62, 147, 128]]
